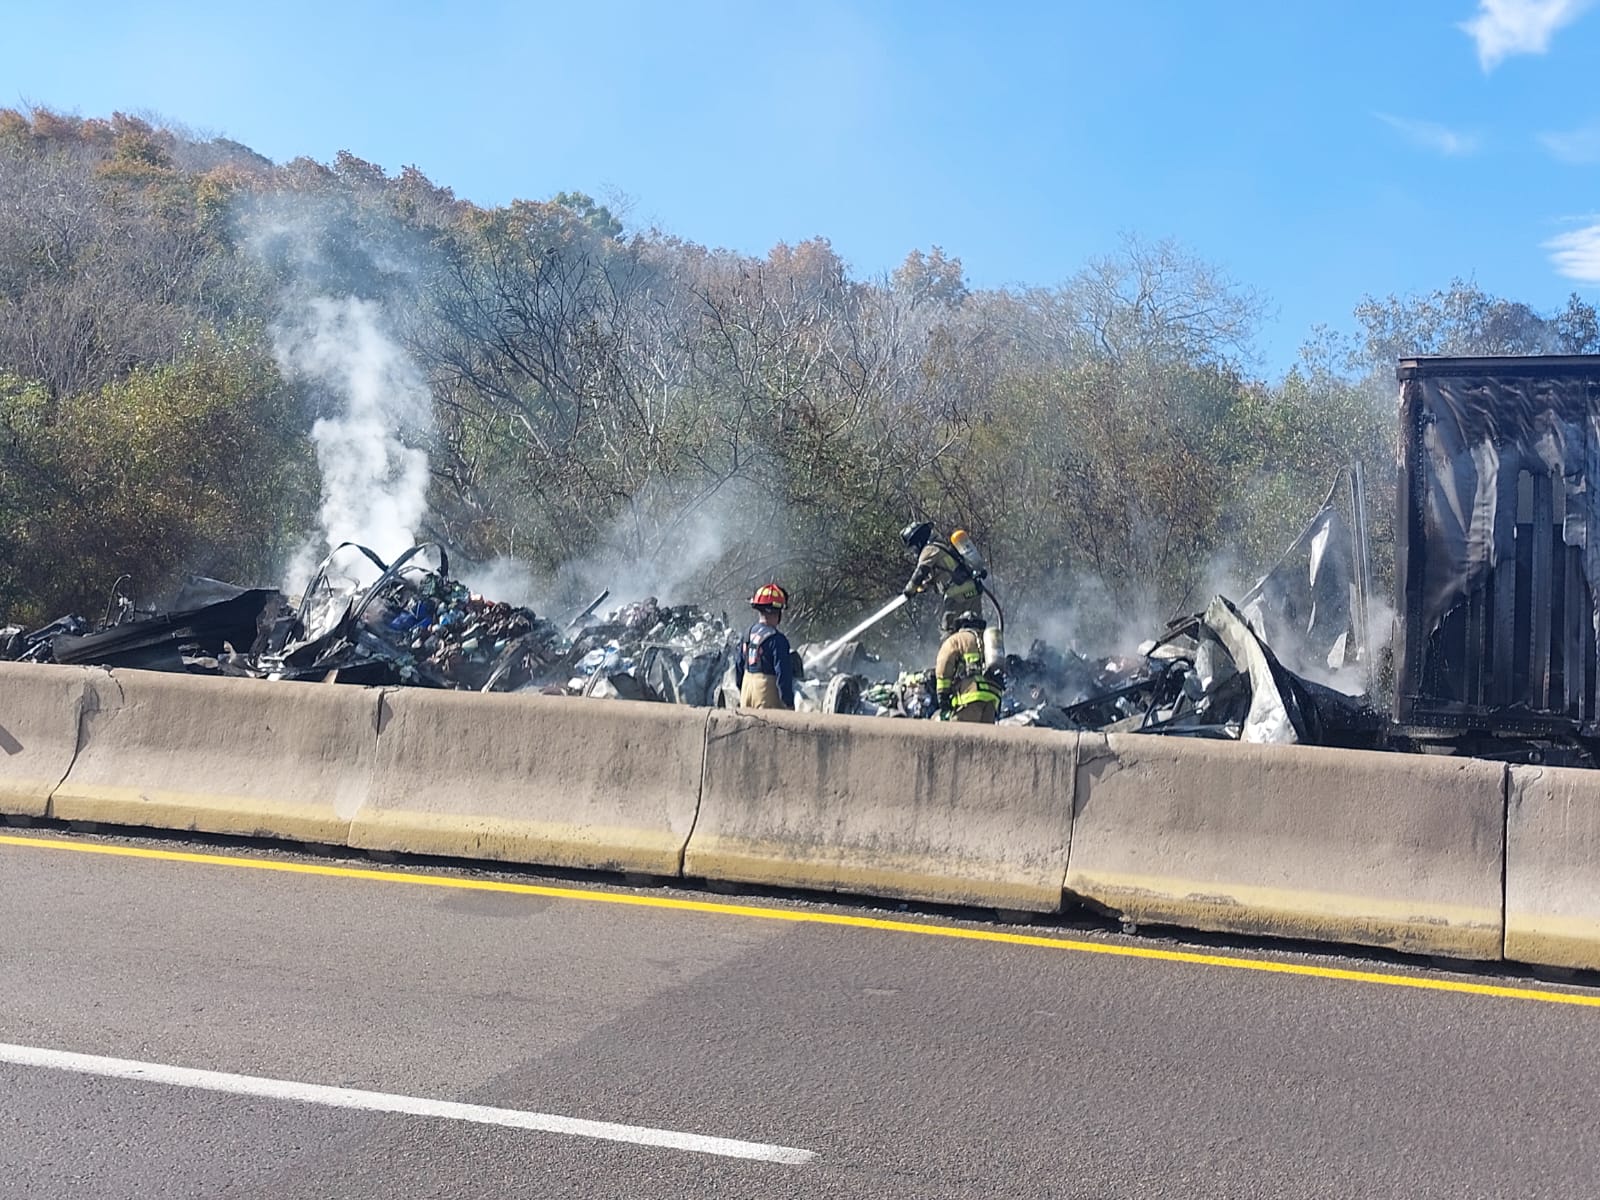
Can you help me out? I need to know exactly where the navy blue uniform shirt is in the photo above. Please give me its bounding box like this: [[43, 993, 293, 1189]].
[[735, 621, 795, 708]]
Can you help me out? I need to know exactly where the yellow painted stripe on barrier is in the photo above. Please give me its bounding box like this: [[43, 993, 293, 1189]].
[[4, 832, 1597, 1010]]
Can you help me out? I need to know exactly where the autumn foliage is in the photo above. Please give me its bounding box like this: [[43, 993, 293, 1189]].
[[2, 106, 1596, 640]]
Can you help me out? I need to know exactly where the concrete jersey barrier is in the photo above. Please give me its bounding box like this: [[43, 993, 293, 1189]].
[[50, 669, 379, 842], [1067, 734, 1506, 959], [1506, 764, 1600, 972], [686, 709, 1076, 912], [0, 662, 103, 819], [9, 659, 1564, 972], [352, 689, 707, 875]]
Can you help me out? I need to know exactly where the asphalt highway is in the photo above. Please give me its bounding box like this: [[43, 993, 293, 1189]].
[[2, 828, 1598, 1199]]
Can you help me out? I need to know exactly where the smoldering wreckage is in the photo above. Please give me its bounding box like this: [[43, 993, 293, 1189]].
[[2, 513, 1376, 745], [10, 355, 1600, 768]]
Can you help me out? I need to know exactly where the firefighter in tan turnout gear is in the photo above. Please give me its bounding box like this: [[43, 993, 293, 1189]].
[[735, 583, 796, 710], [935, 611, 1004, 724], [900, 522, 984, 628]]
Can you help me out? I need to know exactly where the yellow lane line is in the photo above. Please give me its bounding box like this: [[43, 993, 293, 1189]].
[[3, 832, 1596, 1010]]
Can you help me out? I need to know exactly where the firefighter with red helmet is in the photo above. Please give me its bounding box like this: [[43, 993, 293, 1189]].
[[736, 583, 795, 710]]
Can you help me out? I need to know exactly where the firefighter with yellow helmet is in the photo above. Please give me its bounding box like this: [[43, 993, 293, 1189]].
[[736, 582, 796, 710]]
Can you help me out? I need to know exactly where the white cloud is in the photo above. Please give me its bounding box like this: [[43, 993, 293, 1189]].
[[1460, 0, 1594, 71], [1373, 112, 1481, 157], [1538, 121, 1600, 163], [1544, 222, 1600, 282]]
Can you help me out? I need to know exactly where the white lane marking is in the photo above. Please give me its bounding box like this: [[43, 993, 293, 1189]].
[[0, 1042, 814, 1165]]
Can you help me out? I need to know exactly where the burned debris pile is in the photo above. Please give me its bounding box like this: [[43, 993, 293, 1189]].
[[2, 542, 738, 705], [803, 468, 1388, 749], [11, 355, 1600, 767], [811, 595, 1383, 748], [0, 511, 1388, 749], [259, 544, 565, 689], [566, 596, 735, 706]]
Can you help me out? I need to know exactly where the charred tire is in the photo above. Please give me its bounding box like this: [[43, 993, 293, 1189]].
[[823, 673, 864, 715]]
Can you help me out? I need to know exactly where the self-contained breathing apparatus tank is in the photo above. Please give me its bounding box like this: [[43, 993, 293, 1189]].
[[951, 529, 1006, 670], [949, 529, 986, 575], [982, 624, 1005, 672]]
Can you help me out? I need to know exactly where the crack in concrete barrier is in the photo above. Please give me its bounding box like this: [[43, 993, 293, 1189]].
[[1056, 733, 1081, 906], [374, 686, 400, 739], [677, 708, 715, 878], [44, 669, 117, 820], [1072, 738, 1123, 821], [706, 711, 807, 742]]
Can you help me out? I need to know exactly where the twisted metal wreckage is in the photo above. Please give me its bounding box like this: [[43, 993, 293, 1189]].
[[15, 351, 1600, 764], [1, 475, 1391, 751], [1, 543, 733, 704]]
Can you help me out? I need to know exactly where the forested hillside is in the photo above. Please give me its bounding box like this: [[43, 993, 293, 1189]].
[[3, 107, 1596, 641]]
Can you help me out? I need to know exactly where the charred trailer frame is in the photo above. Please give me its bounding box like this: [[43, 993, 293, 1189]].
[[1395, 355, 1600, 742]]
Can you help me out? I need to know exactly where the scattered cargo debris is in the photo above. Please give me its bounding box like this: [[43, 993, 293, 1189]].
[[811, 594, 1383, 747], [255, 543, 561, 688], [0, 500, 1391, 748], [2, 542, 738, 704], [797, 467, 1386, 747]]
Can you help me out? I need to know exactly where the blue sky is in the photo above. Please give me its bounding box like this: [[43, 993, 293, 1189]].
[[6, 0, 1600, 374]]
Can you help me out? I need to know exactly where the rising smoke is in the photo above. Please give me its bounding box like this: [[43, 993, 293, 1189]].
[[271, 296, 434, 592], [464, 475, 787, 618], [239, 196, 437, 593]]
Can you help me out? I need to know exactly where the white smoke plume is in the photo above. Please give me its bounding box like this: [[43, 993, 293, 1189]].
[[458, 476, 787, 622], [271, 296, 434, 592], [557, 490, 747, 609], [1012, 580, 1171, 661], [456, 556, 541, 610]]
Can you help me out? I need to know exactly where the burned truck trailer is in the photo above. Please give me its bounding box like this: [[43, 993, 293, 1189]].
[[1395, 355, 1600, 756]]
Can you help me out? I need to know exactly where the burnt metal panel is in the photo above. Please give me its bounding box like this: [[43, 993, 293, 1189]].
[[50, 589, 280, 670], [1491, 464, 1517, 704], [1394, 355, 1600, 734], [1531, 469, 1554, 709], [1394, 376, 1429, 721], [1398, 355, 1600, 379], [1568, 546, 1588, 716]]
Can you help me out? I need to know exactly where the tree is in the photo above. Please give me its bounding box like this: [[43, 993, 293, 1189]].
[[1554, 292, 1600, 353], [0, 336, 315, 621], [1066, 235, 1265, 369], [1352, 278, 1596, 363], [892, 247, 968, 309], [552, 191, 623, 240]]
